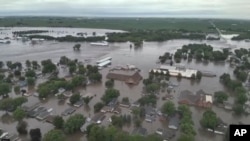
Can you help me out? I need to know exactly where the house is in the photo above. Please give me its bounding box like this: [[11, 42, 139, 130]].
[[36, 111, 50, 120], [132, 127, 147, 136], [22, 101, 40, 112], [63, 91, 73, 98], [119, 101, 130, 108], [80, 121, 94, 132], [73, 100, 84, 108], [101, 106, 113, 113], [162, 129, 176, 141], [106, 70, 142, 84], [113, 107, 121, 114], [28, 106, 47, 118], [168, 112, 181, 130], [131, 100, 140, 108], [178, 90, 213, 108], [18, 80, 27, 87], [46, 115, 56, 123], [61, 107, 76, 116], [91, 112, 106, 124], [0, 132, 20, 141], [144, 105, 156, 123]]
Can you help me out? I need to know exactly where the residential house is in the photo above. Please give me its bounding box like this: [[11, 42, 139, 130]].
[[144, 105, 157, 123], [80, 121, 94, 132], [162, 129, 176, 141], [73, 100, 84, 108], [168, 112, 181, 130], [91, 112, 106, 124], [119, 101, 130, 108], [132, 127, 148, 136], [101, 98, 118, 113], [36, 111, 50, 120], [46, 115, 56, 124], [223, 100, 234, 111], [61, 107, 76, 116], [22, 101, 40, 112], [131, 100, 140, 108], [178, 90, 213, 108], [106, 70, 142, 85]]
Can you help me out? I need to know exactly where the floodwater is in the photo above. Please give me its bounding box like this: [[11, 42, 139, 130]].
[[1, 27, 250, 141]]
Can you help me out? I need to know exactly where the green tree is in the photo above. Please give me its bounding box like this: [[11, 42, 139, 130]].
[[69, 93, 81, 105], [0, 61, 4, 69], [13, 107, 26, 121], [94, 102, 104, 113], [27, 77, 36, 86], [0, 98, 13, 112], [111, 115, 124, 128], [82, 96, 93, 105], [73, 44, 81, 51], [233, 104, 245, 115], [71, 75, 86, 88], [43, 129, 66, 141], [78, 65, 86, 75], [0, 83, 11, 97], [16, 120, 28, 135], [101, 88, 120, 104], [161, 101, 176, 116], [25, 60, 31, 68], [64, 114, 85, 134], [236, 93, 247, 105], [196, 71, 202, 80], [200, 110, 219, 130], [145, 83, 160, 94], [105, 79, 114, 88], [53, 116, 64, 129], [177, 134, 195, 141], [214, 91, 228, 104], [89, 72, 102, 82], [12, 97, 28, 109], [25, 70, 36, 77], [14, 86, 21, 94], [180, 123, 196, 135]]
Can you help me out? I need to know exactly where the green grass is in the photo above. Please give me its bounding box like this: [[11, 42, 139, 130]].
[[0, 17, 249, 33]]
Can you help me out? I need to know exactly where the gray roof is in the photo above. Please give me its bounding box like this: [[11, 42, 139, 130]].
[[162, 129, 176, 140], [91, 112, 105, 123], [179, 90, 199, 104], [168, 113, 181, 129], [132, 127, 147, 136]]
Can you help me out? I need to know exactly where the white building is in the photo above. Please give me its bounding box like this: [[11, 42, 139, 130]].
[[159, 65, 197, 78]]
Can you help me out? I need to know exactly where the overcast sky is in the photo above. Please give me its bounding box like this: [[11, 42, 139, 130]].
[[1, 0, 250, 19]]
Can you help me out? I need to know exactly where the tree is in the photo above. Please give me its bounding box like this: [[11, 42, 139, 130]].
[[53, 116, 64, 129], [14, 86, 20, 94], [233, 104, 245, 115], [43, 129, 66, 141], [73, 44, 81, 51], [0, 98, 13, 112], [13, 107, 26, 121], [214, 91, 228, 104], [25, 70, 36, 77], [71, 75, 86, 87], [180, 123, 196, 135], [16, 120, 28, 135], [177, 73, 182, 80], [101, 88, 120, 104], [0, 83, 11, 97], [94, 102, 104, 113], [83, 96, 93, 105], [78, 65, 86, 75], [12, 97, 28, 109], [0, 61, 4, 69], [196, 71, 202, 80], [26, 60, 31, 68], [236, 93, 247, 105], [161, 101, 176, 116], [145, 83, 160, 94], [32, 61, 39, 69], [30, 128, 42, 141], [27, 77, 36, 86], [64, 114, 85, 134], [6, 61, 12, 70], [111, 115, 124, 128], [41, 59, 57, 74], [69, 93, 81, 105], [89, 72, 102, 82], [105, 79, 114, 88], [122, 97, 129, 104], [200, 110, 219, 130], [177, 134, 195, 141]]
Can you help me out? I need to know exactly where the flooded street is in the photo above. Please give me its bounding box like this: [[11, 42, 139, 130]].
[[1, 27, 250, 141]]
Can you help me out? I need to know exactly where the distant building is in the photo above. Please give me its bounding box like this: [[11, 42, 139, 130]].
[[106, 70, 142, 85], [159, 65, 197, 78], [91, 112, 106, 124], [178, 90, 213, 108]]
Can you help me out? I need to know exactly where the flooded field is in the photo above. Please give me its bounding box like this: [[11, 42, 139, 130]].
[[1, 27, 250, 141]]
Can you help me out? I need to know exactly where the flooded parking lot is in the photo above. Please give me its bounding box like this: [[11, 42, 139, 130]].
[[1, 27, 250, 141]]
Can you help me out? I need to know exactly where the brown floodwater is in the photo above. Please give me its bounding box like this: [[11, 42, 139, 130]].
[[1, 27, 250, 141]]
